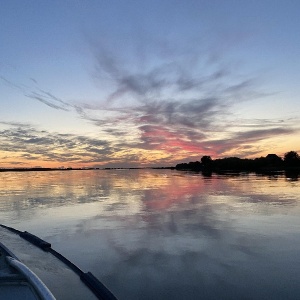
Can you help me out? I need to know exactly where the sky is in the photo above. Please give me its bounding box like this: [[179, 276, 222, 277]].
[[1, 0, 300, 168]]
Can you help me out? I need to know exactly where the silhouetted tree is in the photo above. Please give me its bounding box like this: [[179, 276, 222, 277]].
[[201, 156, 212, 167], [266, 154, 282, 165], [188, 161, 202, 171], [284, 151, 300, 167], [175, 161, 202, 171]]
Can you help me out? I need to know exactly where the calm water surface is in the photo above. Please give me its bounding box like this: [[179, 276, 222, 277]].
[[0, 169, 299, 299]]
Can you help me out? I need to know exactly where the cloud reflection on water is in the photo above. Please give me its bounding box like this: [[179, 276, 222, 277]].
[[0, 170, 299, 299]]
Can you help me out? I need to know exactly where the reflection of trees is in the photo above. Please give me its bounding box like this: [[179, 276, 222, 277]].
[[285, 169, 299, 181]]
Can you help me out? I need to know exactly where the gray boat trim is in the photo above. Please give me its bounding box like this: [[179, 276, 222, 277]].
[[0, 224, 118, 300]]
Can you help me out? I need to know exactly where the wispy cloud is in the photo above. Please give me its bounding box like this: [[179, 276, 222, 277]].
[[26, 90, 71, 111], [1, 75, 73, 111]]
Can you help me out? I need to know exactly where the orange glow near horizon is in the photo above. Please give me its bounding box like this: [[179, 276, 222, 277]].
[[0, 121, 299, 169]]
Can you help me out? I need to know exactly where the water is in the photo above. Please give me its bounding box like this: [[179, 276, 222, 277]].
[[0, 169, 299, 299]]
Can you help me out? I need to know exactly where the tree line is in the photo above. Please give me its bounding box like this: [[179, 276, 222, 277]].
[[175, 151, 300, 173]]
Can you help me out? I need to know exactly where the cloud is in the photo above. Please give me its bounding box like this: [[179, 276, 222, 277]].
[[1, 74, 73, 111], [233, 127, 294, 142], [26, 90, 71, 111], [0, 123, 114, 166], [91, 38, 234, 106], [0, 75, 25, 92]]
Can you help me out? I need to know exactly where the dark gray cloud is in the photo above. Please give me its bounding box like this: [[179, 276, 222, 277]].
[[90, 37, 272, 113], [233, 127, 294, 142]]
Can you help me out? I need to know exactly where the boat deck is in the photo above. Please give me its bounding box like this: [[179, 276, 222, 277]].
[[0, 226, 99, 300]]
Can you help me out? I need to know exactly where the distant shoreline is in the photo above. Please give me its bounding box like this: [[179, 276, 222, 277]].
[[0, 166, 299, 173], [0, 167, 176, 172], [0, 168, 78, 172]]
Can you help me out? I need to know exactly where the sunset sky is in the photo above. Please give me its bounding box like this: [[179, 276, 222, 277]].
[[1, 1, 300, 168]]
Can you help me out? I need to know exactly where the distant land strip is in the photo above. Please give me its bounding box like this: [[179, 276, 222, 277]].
[[0, 167, 175, 172]]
